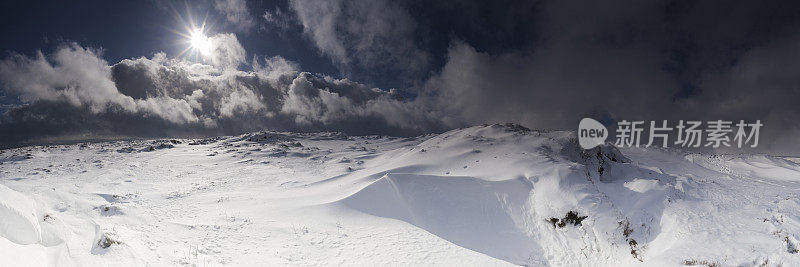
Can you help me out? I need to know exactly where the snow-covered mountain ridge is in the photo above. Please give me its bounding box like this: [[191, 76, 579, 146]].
[[1, 124, 799, 266]]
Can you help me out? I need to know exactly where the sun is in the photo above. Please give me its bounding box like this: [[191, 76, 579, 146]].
[[189, 28, 211, 56], [172, 8, 215, 61]]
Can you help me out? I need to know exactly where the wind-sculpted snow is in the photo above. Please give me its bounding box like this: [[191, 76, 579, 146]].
[[0, 184, 42, 245], [340, 174, 541, 265], [1, 124, 800, 265]]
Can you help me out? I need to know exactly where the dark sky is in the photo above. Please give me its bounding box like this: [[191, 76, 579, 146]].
[[1, 0, 800, 155]]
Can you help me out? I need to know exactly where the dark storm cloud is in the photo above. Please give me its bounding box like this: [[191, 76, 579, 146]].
[[414, 0, 681, 129], [409, 0, 800, 155], [680, 34, 800, 154], [282, 0, 800, 154]]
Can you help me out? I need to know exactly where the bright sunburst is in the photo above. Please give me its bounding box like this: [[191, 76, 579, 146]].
[[172, 8, 214, 62], [189, 28, 211, 56]]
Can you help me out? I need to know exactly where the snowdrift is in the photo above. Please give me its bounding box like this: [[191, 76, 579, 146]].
[[0, 184, 73, 266], [340, 174, 538, 264], [0, 184, 42, 245]]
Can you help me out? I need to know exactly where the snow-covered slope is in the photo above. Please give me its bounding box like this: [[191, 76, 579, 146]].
[[1, 124, 799, 266]]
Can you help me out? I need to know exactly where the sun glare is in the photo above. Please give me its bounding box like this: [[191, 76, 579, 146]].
[[174, 9, 214, 61], [189, 29, 211, 56]]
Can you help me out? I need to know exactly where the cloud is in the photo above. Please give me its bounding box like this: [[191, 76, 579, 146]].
[[0, 36, 446, 147], [214, 0, 255, 32], [0, 44, 205, 126], [413, 0, 800, 155], [421, 37, 678, 131], [207, 33, 246, 70], [135, 96, 198, 124], [262, 6, 294, 31], [0, 44, 136, 113], [678, 34, 800, 154], [252, 55, 299, 80], [288, 0, 428, 78], [288, 1, 346, 65]]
